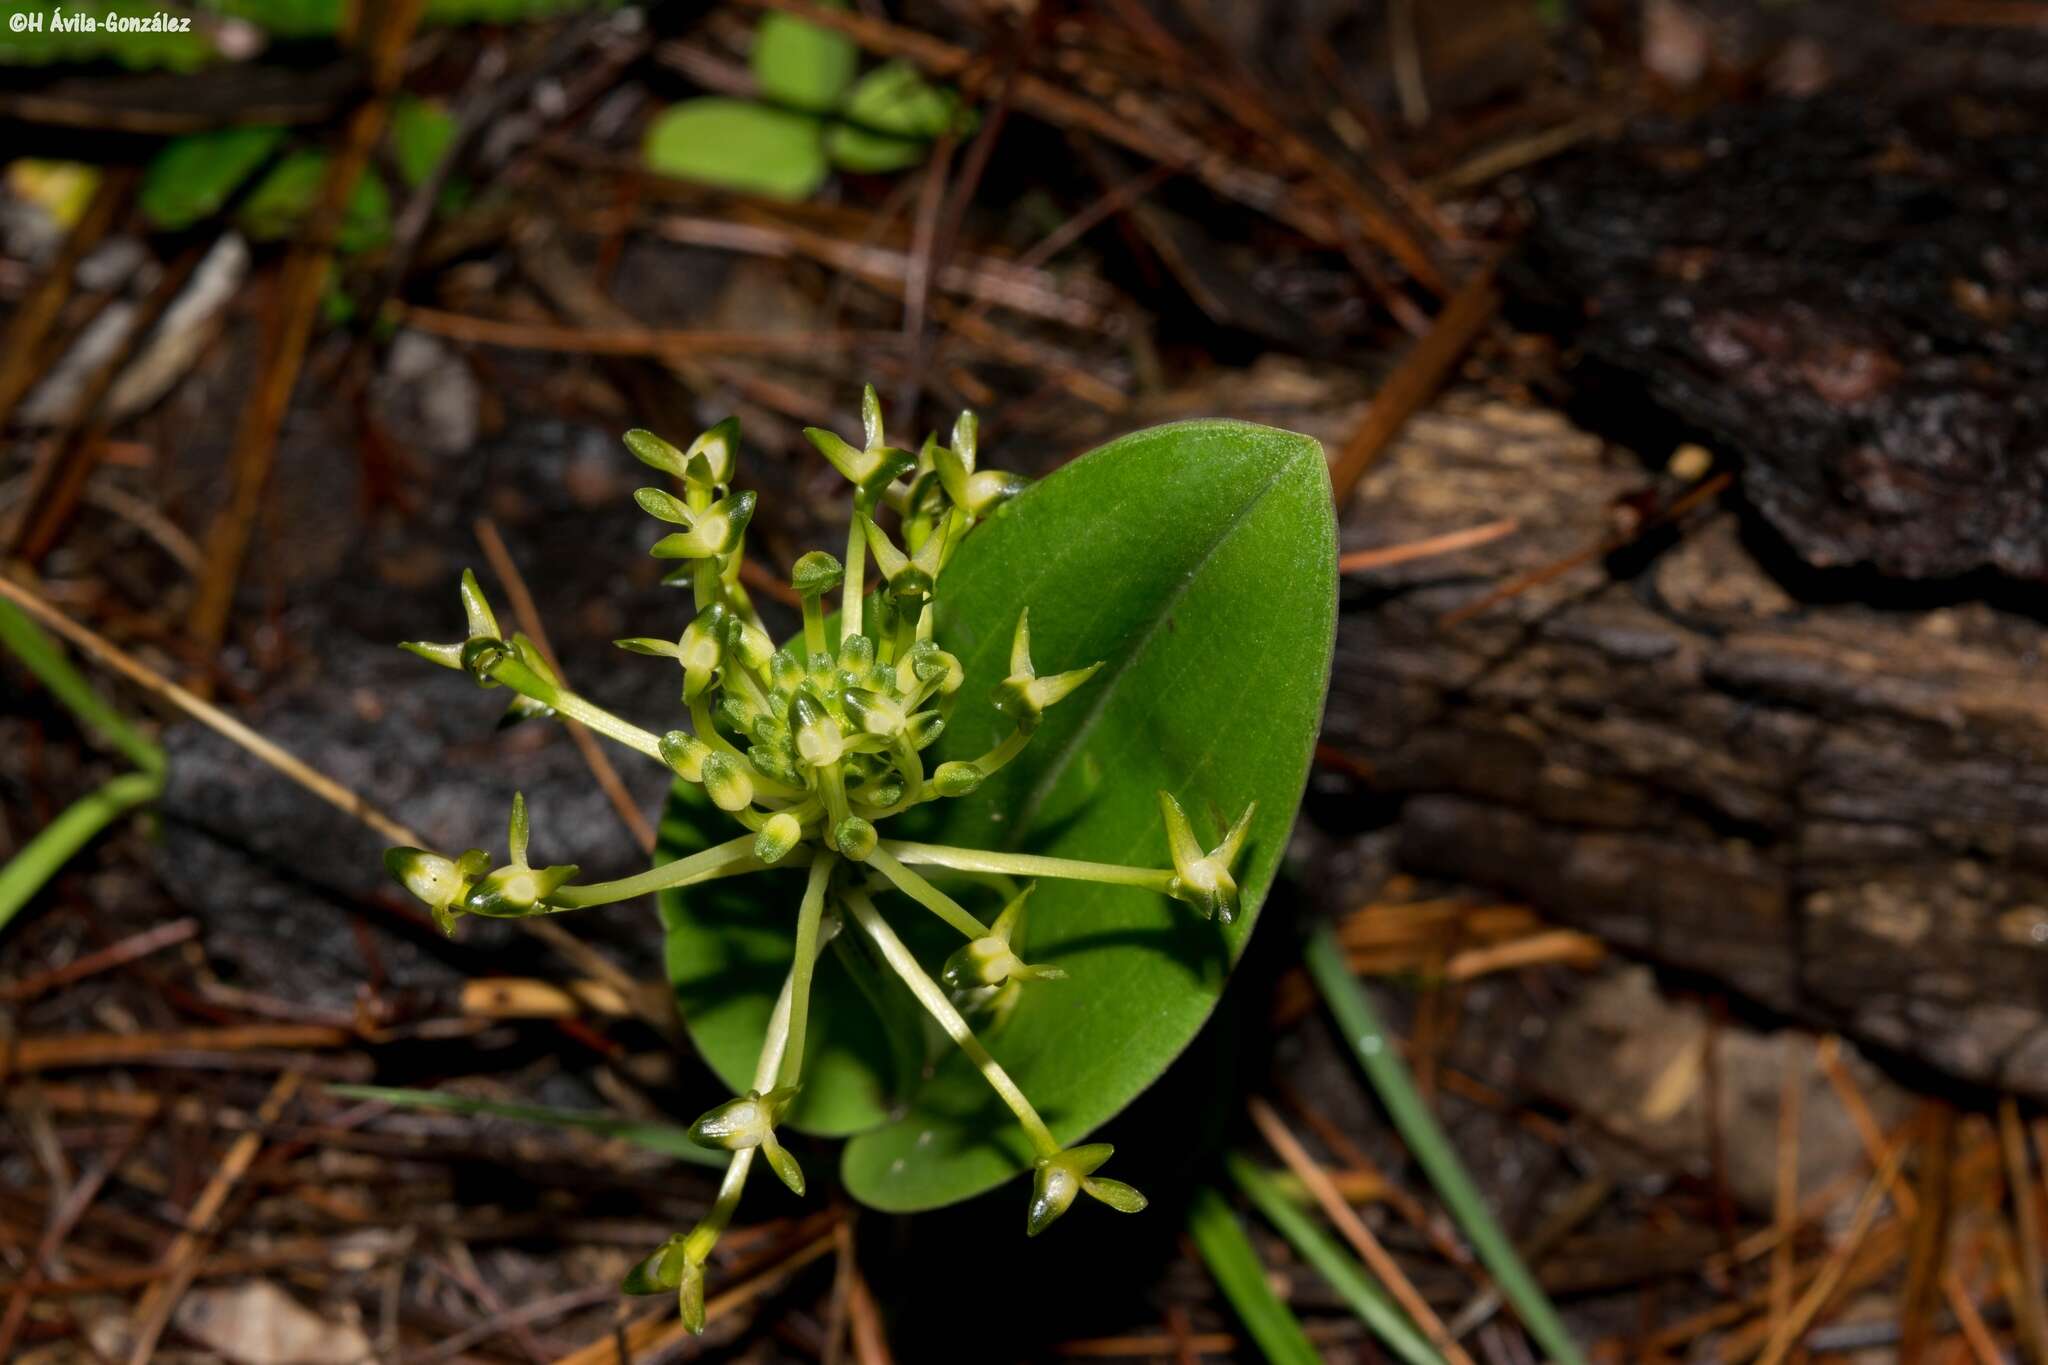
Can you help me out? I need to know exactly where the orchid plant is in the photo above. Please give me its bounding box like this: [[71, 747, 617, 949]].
[[383, 388, 1272, 1330]]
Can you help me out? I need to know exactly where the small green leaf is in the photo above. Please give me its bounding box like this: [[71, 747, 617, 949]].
[[325, 1084, 726, 1165], [824, 62, 969, 175], [236, 149, 394, 255], [824, 124, 929, 175], [139, 125, 289, 231], [750, 0, 856, 113], [642, 98, 827, 201], [841, 60, 966, 139]]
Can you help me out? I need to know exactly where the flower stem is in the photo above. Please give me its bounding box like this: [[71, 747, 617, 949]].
[[880, 841, 1175, 894], [841, 508, 867, 644], [843, 887, 1057, 1158], [778, 854, 837, 1090], [548, 834, 780, 908], [864, 846, 988, 939], [488, 655, 664, 761]]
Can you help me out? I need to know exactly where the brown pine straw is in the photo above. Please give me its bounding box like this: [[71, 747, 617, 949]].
[[1768, 1041, 1806, 1337], [1247, 1096, 1478, 1365], [1999, 1097, 2048, 1364], [1339, 519, 1519, 574], [1754, 1130, 1910, 1365], [122, 1070, 305, 1363]]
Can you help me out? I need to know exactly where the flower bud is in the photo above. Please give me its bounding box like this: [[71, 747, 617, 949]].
[[833, 815, 876, 861], [659, 729, 708, 781], [621, 1235, 687, 1296], [688, 1084, 798, 1149], [687, 1086, 805, 1195], [905, 711, 945, 750], [753, 811, 802, 864], [932, 761, 983, 797], [1158, 791, 1256, 924], [1027, 1144, 1147, 1236], [791, 550, 842, 598], [770, 647, 805, 692], [719, 611, 775, 673], [384, 846, 490, 936], [700, 751, 755, 812], [677, 609, 725, 702], [789, 690, 845, 768], [836, 632, 876, 674], [841, 687, 905, 739]]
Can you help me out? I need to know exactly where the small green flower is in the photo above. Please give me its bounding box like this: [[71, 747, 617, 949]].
[[688, 1085, 805, 1195], [383, 845, 489, 936], [1158, 791, 1256, 924], [1027, 1143, 1147, 1236], [943, 886, 1066, 989], [991, 609, 1102, 733], [649, 490, 756, 561], [464, 792, 579, 918]]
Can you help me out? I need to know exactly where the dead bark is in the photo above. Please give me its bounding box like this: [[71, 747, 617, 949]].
[[1328, 392, 2048, 1099]]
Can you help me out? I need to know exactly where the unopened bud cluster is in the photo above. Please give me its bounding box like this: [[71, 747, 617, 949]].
[[381, 387, 1254, 1331]]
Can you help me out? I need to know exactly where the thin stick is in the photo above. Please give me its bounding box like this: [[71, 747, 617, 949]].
[[1340, 520, 1518, 574], [1330, 263, 1500, 504], [475, 517, 654, 853], [1248, 1096, 1475, 1365], [1769, 1042, 1805, 1335], [0, 917, 196, 1002], [1438, 472, 1733, 630], [0, 574, 422, 847], [1754, 1133, 1912, 1365], [123, 1070, 304, 1363]]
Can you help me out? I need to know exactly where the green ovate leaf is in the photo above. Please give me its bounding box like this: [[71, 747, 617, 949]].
[[642, 98, 828, 202], [750, 0, 856, 113], [235, 149, 393, 254], [659, 421, 1336, 1210], [139, 125, 289, 230]]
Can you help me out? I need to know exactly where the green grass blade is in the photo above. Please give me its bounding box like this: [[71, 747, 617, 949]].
[[327, 1084, 725, 1167], [1305, 925, 1586, 1365], [1227, 1152, 1448, 1365], [0, 770, 162, 935], [0, 600, 163, 776], [1186, 1182, 1322, 1365]]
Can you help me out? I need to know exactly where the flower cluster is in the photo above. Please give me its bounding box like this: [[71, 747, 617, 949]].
[[383, 388, 1253, 1332]]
